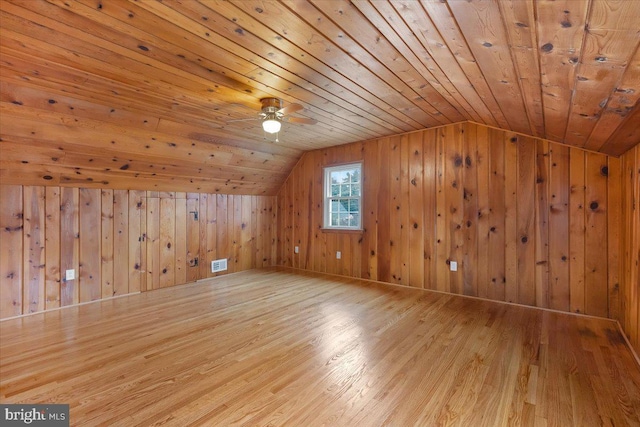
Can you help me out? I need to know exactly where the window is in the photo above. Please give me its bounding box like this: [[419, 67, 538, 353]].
[[323, 163, 362, 230]]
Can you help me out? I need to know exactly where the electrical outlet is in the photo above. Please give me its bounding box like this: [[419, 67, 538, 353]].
[[294, 246, 299, 254], [65, 269, 75, 281], [450, 261, 457, 272], [336, 251, 341, 259]]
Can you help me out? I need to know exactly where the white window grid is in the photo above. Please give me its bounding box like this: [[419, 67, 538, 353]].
[[323, 163, 362, 230]]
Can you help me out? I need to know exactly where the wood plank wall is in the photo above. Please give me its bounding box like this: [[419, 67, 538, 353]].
[[277, 122, 624, 320], [0, 186, 276, 319], [620, 145, 640, 355]]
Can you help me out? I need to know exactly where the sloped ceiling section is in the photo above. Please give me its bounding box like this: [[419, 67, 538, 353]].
[[0, 0, 639, 195]]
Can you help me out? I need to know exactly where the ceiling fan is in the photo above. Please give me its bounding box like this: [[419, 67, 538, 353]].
[[229, 98, 317, 138]]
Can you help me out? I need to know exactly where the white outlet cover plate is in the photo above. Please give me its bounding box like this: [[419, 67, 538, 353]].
[[336, 251, 341, 259], [65, 269, 75, 281], [294, 246, 299, 254], [450, 261, 457, 272]]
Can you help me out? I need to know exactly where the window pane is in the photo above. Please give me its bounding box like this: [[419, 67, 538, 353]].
[[331, 184, 340, 196], [349, 199, 359, 212], [350, 213, 360, 227], [331, 170, 352, 184], [331, 213, 339, 226], [352, 183, 360, 196]]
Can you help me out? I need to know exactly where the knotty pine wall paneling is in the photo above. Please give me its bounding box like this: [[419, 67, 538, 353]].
[[256, 196, 270, 268], [100, 189, 114, 300], [23, 186, 45, 314], [516, 131, 536, 306], [186, 193, 200, 283], [548, 146, 570, 312], [607, 158, 622, 323], [462, 126, 479, 297], [146, 193, 161, 291], [197, 193, 209, 280], [175, 194, 188, 286], [585, 153, 610, 318], [113, 190, 130, 297], [79, 188, 101, 303], [232, 195, 242, 273], [141, 192, 278, 289], [206, 193, 217, 276], [277, 122, 623, 320], [503, 130, 518, 304], [389, 136, 403, 285], [475, 125, 492, 299], [569, 151, 586, 314], [0, 186, 22, 318], [45, 186, 61, 310], [408, 133, 424, 288], [160, 194, 177, 288], [215, 194, 228, 273], [489, 128, 507, 302], [240, 195, 253, 272], [0, 186, 277, 319], [60, 187, 79, 306], [129, 190, 145, 294], [620, 145, 640, 355], [534, 140, 550, 309]]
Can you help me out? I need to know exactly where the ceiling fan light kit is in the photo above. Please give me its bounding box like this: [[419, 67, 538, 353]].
[[262, 115, 281, 134]]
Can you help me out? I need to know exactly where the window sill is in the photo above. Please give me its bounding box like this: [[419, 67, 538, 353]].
[[320, 228, 363, 234]]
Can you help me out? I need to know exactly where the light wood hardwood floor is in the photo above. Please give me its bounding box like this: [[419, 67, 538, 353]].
[[1, 268, 639, 426]]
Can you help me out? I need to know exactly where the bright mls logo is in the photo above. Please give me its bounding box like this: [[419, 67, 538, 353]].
[[1, 404, 69, 426]]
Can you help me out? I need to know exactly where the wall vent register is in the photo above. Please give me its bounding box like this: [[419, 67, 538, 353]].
[[211, 259, 228, 273]]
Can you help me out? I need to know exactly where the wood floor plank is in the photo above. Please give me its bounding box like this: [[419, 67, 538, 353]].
[[1, 268, 639, 426]]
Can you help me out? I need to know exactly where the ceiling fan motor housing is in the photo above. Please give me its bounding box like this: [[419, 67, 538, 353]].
[[260, 98, 283, 115]]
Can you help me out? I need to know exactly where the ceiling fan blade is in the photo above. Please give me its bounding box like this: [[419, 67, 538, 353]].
[[278, 103, 303, 116], [285, 116, 317, 125]]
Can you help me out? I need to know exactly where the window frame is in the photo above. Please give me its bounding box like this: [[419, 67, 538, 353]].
[[322, 162, 363, 231]]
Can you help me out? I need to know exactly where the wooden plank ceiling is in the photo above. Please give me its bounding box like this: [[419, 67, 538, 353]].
[[1, 0, 639, 195]]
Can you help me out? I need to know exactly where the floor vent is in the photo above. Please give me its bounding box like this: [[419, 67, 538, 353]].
[[211, 259, 228, 273]]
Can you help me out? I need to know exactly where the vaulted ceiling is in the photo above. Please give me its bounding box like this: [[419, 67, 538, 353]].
[[1, 0, 639, 195]]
